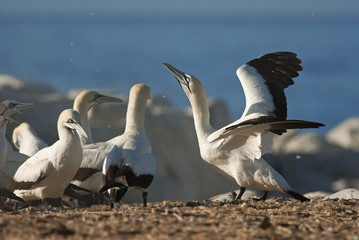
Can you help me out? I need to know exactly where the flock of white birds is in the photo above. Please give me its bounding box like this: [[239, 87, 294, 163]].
[[0, 52, 324, 211]]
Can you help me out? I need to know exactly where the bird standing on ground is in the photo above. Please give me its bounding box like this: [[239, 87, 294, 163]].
[[67, 90, 123, 202], [0, 100, 35, 210], [164, 52, 324, 202], [0, 100, 35, 169], [101, 84, 156, 207], [9, 109, 87, 207]]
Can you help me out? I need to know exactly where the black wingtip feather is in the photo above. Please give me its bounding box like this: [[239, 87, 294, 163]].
[[0, 188, 25, 202], [286, 190, 310, 202], [247, 52, 303, 120]]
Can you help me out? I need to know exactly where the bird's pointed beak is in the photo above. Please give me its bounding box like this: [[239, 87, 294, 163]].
[[4, 102, 35, 124], [64, 120, 88, 139], [95, 95, 123, 104], [6, 102, 35, 116], [163, 63, 191, 93]]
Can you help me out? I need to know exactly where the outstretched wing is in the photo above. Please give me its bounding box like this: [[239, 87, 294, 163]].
[[208, 52, 324, 142], [238, 52, 302, 120], [208, 116, 324, 142]]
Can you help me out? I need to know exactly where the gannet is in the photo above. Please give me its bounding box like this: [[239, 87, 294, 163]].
[[73, 90, 123, 145], [0, 100, 35, 169], [0, 101, 35, 208], [100, 84, 156, 207], [9, 90, 122, 158], [9, 109, 87, 205], [163, 52, 324, 202], [63, 90, 122, 203], [12, 122, 48, 157]]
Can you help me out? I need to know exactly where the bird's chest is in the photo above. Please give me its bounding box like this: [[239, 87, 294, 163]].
[[54, 144, 82, 170], [199, 139, 231, 163]]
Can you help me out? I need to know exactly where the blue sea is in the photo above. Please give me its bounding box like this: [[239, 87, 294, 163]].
[[0, 13, 358, 134]]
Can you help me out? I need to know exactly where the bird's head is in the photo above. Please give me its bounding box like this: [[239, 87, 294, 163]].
[[58, 109, 88, 139], [75, 90, 123, 111], [163, 63, 205, 101], [0, 100, 35, 124]]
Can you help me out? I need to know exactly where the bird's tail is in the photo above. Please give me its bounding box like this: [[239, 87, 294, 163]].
[[285, 190, 310, 202]]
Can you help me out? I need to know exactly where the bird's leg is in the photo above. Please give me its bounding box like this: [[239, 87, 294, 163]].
[[59, 198, 64, 209], [92, 193, 98, 205], [109, 189, 116, 209], [262, 191, 268, 200], [0, 199, 12, 212], [99, 192, 104, 204], [42, 199, 50, 211], [252, 191, 269, 201], [230, 191, 237, 201], [142, 191, 148, 207], [234, 187, 246, 201]]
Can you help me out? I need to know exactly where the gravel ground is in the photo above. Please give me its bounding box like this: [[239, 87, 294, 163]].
[[1, 198, 359, 239]]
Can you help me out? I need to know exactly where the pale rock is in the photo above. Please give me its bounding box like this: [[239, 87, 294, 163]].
[[273, 130, 342, 156], [0, 75, 25, 89], [304, 191, 331, 199], [327, 188, 359, 200], [326, 117, 359, 152], [210, 189, 261, 201]]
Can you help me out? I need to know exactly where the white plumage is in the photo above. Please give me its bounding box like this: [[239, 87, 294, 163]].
[[71, 84, 156, 207], [0, 100, 35, 169], [9, 90, 122, 157], [0, 100, 35, 209], [99, 84, 156, 207], [12, 122, 48, 157], [164, 52, 324, 201], [9, 109, 87, 202]]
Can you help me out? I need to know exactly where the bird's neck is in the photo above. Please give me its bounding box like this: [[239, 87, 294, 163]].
[[189, 93, 212, 141], [58, 125, 81, 146], [124, 98, 146, 135], [0, 121, 6, 135], [73, 103, 92, 144]]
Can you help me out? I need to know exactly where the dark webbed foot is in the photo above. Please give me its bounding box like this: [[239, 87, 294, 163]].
[[251, 191, 269, 201], [230, 191, 237, 201], [230, 187, 246, 204], [0, 200, 13, 212]]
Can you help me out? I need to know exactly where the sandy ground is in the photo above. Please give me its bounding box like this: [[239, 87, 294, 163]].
[[1, 198, 359, 239]]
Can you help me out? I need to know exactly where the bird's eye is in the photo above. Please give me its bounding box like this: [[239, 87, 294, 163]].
[[94, 93, 100, 99], [184, 76, 191, 83], [8, 103, 17, 108], [67, 118, 74, 123]]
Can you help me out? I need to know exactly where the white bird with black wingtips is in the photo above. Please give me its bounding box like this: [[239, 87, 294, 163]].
[[9, 109, 87, 206], [164, 52, 324, 202], [100, 84, 156, 207]]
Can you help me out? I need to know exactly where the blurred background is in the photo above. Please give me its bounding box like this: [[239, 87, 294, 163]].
[[0, 0, 359, 203], [1, 0, 358, 132]]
